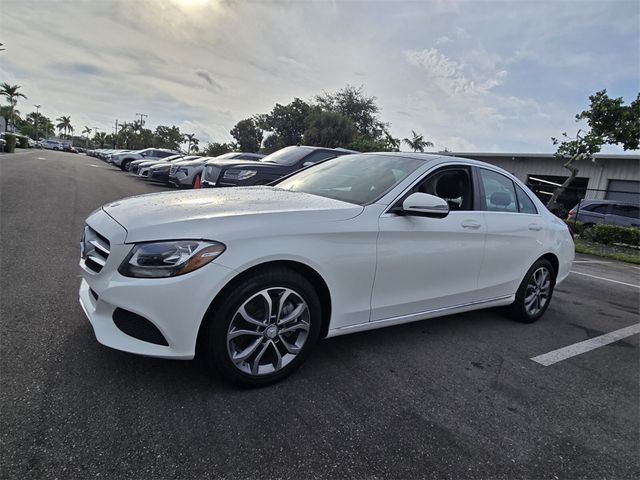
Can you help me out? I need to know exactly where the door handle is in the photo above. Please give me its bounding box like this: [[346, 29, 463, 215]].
[[461, 220, 481, 229], [528, 223, 542, 231]]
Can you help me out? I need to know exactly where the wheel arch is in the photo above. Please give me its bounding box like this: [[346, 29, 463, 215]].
[[195, 259, 333, 356], [538, 252, 559, 279]]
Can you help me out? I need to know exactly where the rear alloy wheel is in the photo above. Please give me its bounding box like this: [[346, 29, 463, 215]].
[[205, 268, 321, 387], [508, 258, 555, 323]]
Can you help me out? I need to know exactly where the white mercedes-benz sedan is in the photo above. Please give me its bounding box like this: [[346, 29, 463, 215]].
[[79, 153, 574, 386]]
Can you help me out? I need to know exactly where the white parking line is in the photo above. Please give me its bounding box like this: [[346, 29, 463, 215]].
[[531, 323, 640, 366], [570, 270, 639, 289]]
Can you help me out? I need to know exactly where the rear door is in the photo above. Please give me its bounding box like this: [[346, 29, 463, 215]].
[[606, 203, 640, 227], [475, 167, 545, 299]]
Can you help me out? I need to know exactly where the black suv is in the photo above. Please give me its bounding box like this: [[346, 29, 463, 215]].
[[201, 145, 357, 188]]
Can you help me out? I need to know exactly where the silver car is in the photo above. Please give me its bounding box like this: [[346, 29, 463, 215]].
[[568, 200, 640, 227]]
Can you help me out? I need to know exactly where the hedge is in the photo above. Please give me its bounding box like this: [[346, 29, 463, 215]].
[[18, 136, 28, 149], [566, 220, 640, 246], [3, 133, 16, 153]]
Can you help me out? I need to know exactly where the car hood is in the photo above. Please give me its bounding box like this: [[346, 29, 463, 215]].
[[102, 186, 363, 243], [204, 158, 259, 166]]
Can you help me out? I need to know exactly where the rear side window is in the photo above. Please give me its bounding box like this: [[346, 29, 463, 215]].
[[478, 169, 518, 212], [514, 184, 538, 214], [610, 204, 640, 219]]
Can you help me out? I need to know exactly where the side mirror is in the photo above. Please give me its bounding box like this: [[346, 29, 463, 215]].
[[399, 192, 450, 218]]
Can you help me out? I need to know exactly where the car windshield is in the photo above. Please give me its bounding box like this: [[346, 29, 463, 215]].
[[261, 146, 311, 166], [276, 154, 424, 205]]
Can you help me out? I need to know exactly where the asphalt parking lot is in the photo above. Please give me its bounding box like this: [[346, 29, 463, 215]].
[[1, 149, 639, 479]]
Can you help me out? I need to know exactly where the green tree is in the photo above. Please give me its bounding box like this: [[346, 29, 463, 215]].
[[402, 130, 433, 152], [0, 83, 27, 132], [315, 85, 387, 140], [230, 118, 263, 152], [547, 90, 639, 211], [94, 131, 107, 148], [576, 89, 640, 150], [303, 110, 356, 148], [255, 98, 312, 146], [82, 126, 92, 148], [261, 133, 285, 154], [153, 125, 183, 150], [202, 142, 235, 157], [183, 133, 199, 154], [56, 115, 73, 140]]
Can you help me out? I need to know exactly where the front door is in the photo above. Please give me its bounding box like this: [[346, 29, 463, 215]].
[[371, 166, 487, 321]]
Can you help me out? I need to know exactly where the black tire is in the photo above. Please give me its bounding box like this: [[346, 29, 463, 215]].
[[507, 258, 556, 323], [120, 159, 132, 171], [204, 267, 322, 387]]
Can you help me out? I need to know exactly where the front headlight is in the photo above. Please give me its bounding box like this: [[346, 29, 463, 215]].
[[118, 240, 225, 278], [224, 169, 257, 181]]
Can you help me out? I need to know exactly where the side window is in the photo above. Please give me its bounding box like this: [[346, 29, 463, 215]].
[[415, 167, 473, 211], [301, 150, 336, 166], [514, 183, 538, 214], [478, 169, 518, 213], [610, 204, 640, 219], [587, 204, 609, 214]]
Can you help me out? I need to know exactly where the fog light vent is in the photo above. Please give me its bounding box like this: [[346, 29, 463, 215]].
[[112, 308, 169, 346]]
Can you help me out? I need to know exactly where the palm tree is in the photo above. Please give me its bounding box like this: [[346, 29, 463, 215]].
[[82, 126, 92, 148], [56, 115, 72, 140], [0, 83, 27, 132], [94, 131, 107, 148], [183, 133, 199, 154], [402, 130, 433, 152]]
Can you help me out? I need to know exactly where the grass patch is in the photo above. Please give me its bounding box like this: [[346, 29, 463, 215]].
[[575, 237, 640, 265]]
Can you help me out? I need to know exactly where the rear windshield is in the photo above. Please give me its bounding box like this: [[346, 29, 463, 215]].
[[261, 146, 311, 166]]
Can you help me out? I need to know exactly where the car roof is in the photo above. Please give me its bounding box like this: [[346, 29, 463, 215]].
[[579, 199, 638, 206]]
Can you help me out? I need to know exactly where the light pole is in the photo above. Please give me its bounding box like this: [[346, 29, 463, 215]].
[[34, 104, 41, 140], [135, 113, 148, 129]]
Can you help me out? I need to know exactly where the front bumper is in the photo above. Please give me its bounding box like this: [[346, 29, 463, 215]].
[[79, 210, 236, 359]]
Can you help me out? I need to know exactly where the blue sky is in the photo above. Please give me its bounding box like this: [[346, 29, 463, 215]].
[[2, 0, 638, 152]]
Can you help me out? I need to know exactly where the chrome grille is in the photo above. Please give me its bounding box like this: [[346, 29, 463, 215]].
[[204, 165, 221, 183], [81, 226, 111, 273]]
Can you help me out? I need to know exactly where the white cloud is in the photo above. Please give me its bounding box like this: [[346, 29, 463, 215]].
[[404, 48, 508, 96]]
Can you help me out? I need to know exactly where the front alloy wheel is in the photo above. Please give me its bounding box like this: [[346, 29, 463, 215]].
[[205, 268, 321, 387], [227, 288, 310, 376]]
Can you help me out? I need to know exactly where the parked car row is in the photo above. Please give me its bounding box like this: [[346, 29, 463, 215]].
[[89, 145, 359, 190]]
